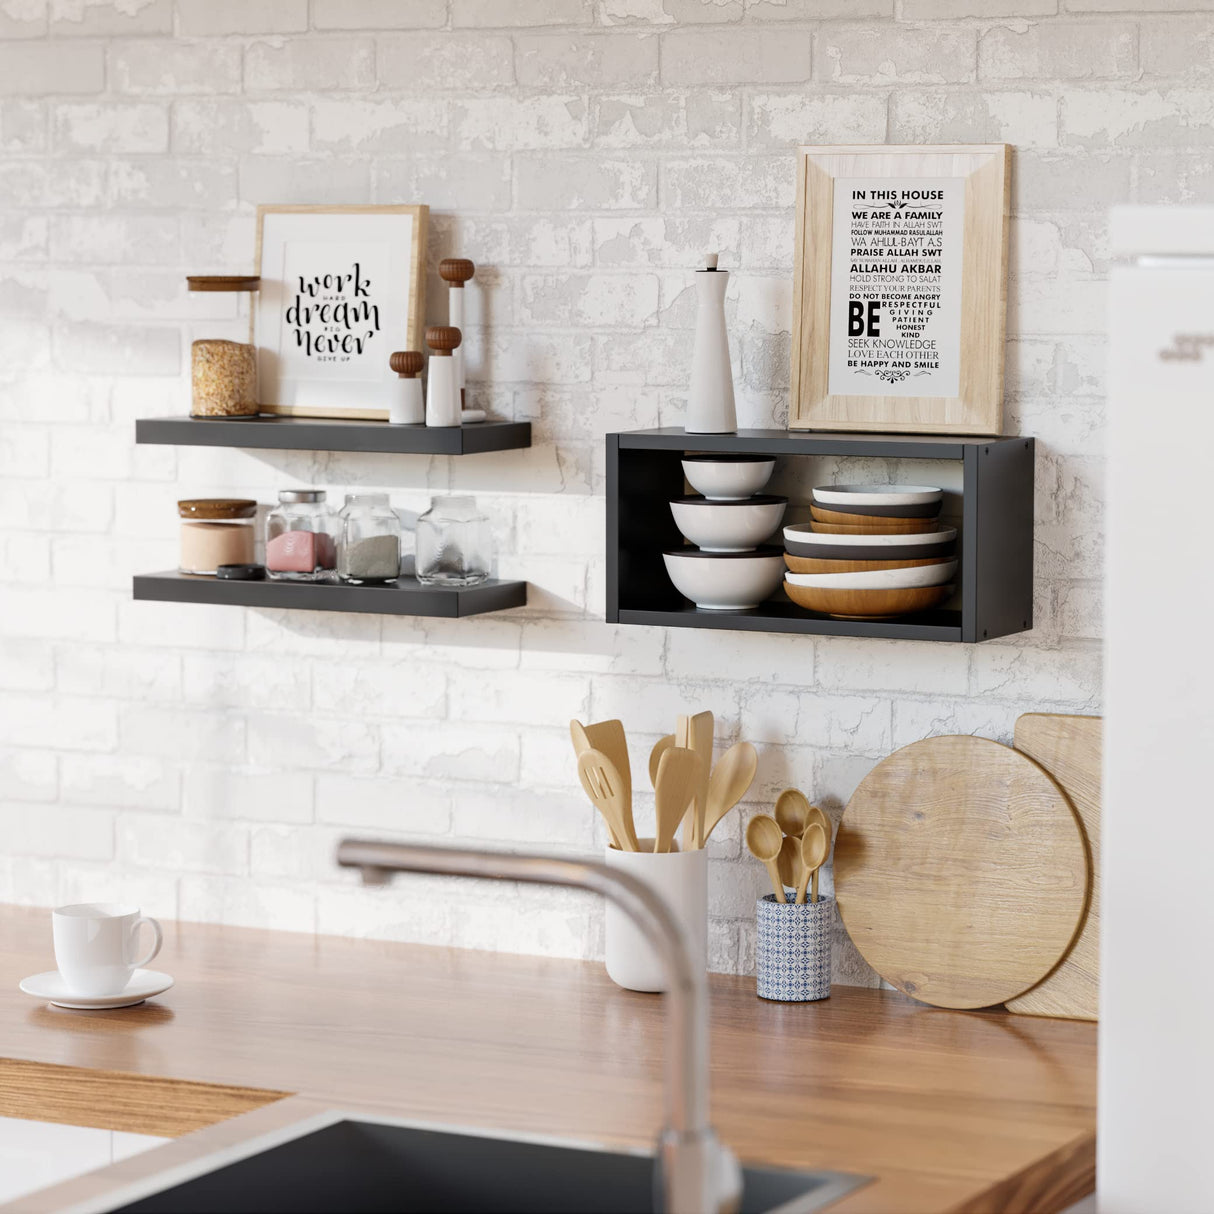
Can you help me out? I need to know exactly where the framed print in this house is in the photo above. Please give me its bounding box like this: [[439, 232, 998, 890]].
[[254, 204, 428, 421], [790, 144, 1010, 436]]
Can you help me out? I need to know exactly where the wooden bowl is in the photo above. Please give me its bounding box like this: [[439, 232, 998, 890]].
[[783, 581, 953, 620], [810, 518, 941, 535], [784, 554, 953, 575], [811, 504, 941, 528]]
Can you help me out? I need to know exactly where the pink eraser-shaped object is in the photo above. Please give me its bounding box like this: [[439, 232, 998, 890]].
[[266, 530, 316, 572]]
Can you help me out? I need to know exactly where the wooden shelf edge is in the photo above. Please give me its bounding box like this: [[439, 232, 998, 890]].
[[135, 416, 532, 456], [133, 572, 527, 619]]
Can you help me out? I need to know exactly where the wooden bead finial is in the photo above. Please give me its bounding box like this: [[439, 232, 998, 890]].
[[389, 350, 424, 378], [439, 258, 475, 287], [426, 326, 461, 355]]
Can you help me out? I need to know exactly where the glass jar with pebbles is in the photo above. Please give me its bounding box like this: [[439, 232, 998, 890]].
[[337, 494, 401, 585], [415, 495, 493, 587], [265, 490, 337, 582], [178, 499, 257, 576]]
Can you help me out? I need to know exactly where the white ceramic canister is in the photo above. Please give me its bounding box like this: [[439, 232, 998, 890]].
[[425, 327, 462, 427], [605, 840, 707, 993], [685, 253, 737, 435]]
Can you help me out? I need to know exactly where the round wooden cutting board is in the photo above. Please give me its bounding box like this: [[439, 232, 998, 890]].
[[835, 735, 1090, 1010]]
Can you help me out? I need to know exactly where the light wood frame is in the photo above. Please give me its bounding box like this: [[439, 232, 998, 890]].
[[790, 145, 1010, 436], [254, 204, 428, 421]]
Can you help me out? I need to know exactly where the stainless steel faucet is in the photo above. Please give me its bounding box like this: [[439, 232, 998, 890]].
[[335, 839, 741, 1214]]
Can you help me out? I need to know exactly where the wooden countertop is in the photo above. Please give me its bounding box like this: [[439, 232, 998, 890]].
[[0, 904, 1096, 1213]]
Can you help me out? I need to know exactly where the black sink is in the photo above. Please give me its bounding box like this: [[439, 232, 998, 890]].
[[106, 1118, 867, 1214]]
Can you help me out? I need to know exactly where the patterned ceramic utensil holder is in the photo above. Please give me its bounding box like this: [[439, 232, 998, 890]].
[[755, 894, 833, 1002], [605, 841, 707, 993]]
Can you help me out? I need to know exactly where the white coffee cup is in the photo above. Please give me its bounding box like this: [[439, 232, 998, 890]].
[[52, 903, 163, 997]]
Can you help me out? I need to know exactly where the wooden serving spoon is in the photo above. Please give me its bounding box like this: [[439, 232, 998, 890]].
[[746, 814, 787, 903], [794, 822, 829, 905], [777, 833, 802, 890], [648, 734, 674, 788], [654, 747, 698, 854], [774, 788, 811, 838], [701, 741, 758, 844], [804, 803, 831, 903], [577, 748, 639, 852]]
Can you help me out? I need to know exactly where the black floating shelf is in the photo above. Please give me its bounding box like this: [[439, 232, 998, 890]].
[[133, 572, 527, 619], [135, 415, 531, 456], [607, 429, 1034, 644]]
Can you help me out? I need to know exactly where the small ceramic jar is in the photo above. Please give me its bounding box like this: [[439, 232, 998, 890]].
[[178, 499, 257, 575], [337, 494, 401, 585], [265, 490, 337, 582], [755, 894, 833, 1003]]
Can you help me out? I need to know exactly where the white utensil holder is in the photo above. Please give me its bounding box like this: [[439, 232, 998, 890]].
[[755, 894, 833, 1003], [605, 841, 707, 993]]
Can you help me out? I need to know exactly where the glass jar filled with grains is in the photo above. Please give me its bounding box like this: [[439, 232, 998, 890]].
[[337, 494, 401, 585], [265, 489, 337, 582], [178, 499, 257, 575]]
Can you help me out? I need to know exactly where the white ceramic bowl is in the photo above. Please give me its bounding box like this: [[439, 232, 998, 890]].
[[785, 560, 957, 591], [670, 495, 787, 553], [812, 484, 944, 507], [682, 456, 776, 501], [663, 549, 785, 611]]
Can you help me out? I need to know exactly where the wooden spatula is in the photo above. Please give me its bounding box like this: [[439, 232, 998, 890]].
[[648, 734, 674, 788], [653, 746, 698, 854], [577, 748, 639, 852], [571, 719, 636, 848]]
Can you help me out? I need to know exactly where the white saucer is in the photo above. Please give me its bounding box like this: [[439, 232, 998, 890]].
[[19, 969, 174, 1010]]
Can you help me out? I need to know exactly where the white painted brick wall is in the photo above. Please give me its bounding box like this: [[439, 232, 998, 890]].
[[1, 0, 1147, 988]]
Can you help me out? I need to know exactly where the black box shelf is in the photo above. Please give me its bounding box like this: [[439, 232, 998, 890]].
[[135, 415, 531, 456], [606, 429, 1034, 644], [133, 572, 526, 619]]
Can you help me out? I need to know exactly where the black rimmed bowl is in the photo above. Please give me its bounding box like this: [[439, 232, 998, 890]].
[[682, 455, 776, 501], [663, 546, 786, 611], [670, 495, 787, 553]]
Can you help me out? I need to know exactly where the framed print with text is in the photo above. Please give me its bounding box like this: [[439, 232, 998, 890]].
[[790, 144, 1010, 436], [254, 204, 428, 421]]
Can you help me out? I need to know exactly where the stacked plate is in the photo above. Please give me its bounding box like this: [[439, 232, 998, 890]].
[[663, 456, 787, 610], [783, 485, 956, 620]]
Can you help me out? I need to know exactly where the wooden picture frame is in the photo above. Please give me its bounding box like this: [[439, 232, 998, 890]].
[[790, 145, 1010, 436], [253, 204, 428, 421]]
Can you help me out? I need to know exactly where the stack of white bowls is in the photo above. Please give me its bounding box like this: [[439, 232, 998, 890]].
[[782, 484, 957, 620], [663, 456, 787, 610]]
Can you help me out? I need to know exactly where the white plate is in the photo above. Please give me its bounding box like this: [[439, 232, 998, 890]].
[[812, 484, 944, 507], [783, 524, 957, 548], [19, 969, 174, 1009], [786, 560, 958, 591]]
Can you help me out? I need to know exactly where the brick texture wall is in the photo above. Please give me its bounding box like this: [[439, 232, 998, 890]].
[[3, 0, 1165, 982]]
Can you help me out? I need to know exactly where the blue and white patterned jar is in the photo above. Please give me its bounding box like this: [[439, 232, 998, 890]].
[[755, 894, 833, 1002]]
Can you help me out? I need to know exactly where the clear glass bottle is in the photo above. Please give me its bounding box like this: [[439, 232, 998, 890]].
[[337, 493, 401, 585], [415, 495, 493, 587], [265, 489, 337, 582]]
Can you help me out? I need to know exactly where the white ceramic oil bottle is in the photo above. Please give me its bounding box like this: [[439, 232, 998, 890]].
[[686, 253, 736, 434]]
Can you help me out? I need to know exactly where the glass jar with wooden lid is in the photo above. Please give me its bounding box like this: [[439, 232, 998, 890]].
[[178, 498, 257, 575]]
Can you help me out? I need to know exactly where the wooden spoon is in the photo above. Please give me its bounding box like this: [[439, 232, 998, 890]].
[[648, 734, 674, 788], [774, 788, 811, 838], [746, 814, 787, 903], [577, 748, 639, 852], [777, 833, 802, 891], [686, 710, 714, 849], [654, 746, 698, 854], [794, 822, 829, 905], [804, 804, 831, 903], [701, 742, 758, 844]]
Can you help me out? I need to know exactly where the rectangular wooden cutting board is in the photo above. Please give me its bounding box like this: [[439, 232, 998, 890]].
[[1006, 713, 1102, 1021]]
